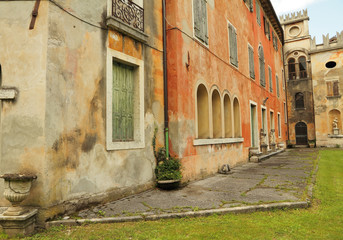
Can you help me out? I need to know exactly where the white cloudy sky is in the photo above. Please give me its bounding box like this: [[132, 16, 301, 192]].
[[270, 0, 343, 42], [270, 0, 323, 14]]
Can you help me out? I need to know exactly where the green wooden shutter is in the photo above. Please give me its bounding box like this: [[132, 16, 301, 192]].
[[276, 75, 280, 97], [256, 0, 260, 25], [112, 62, 134, 141], [229, 24, 238, 67], [250, 0, 253, 12], [202, 0, 208, 44], [229, 24, 234, 64], [269, 67, 272, 92], [249, 47, 255, 79], [193, 0, 201, 39], [233, 29, 238, 67]]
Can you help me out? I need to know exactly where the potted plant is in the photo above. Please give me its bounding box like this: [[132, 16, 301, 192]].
[[152, 128, 182, 190], [309, 139, 316, 148]]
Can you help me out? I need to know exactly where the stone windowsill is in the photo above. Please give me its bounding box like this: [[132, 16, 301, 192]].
[[328, 134, 343, 138], [326, 95, 341, 100], [193, 138, 244, 146], [106, 16, 149, 43], [295, 107, 306, 110]]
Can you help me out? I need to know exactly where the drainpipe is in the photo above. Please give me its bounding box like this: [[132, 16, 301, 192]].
[[162, 0, 169, 158]]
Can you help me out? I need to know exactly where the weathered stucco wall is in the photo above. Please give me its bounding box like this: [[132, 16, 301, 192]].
[[0, 1, 49, 207], [166, 0, 287, 181], [0, 0, 164, 222], [41, 0, 164, 220], [311, 48, 343, 147]]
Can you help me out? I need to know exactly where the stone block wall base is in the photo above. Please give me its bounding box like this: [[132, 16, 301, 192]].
[[0, 209, 37, 237], [250, 156, 259, 163]]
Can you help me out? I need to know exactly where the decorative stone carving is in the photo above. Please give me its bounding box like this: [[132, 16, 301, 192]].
[[333, 117, 340, 135], [0, 174, 37, 216], [269, 129, 276, 151], [260, 129, 267, 146]]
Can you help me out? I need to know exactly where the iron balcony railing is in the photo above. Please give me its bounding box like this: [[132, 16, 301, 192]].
[[112, 0, 144, 32]]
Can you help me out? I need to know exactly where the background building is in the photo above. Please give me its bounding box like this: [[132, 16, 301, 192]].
[[310, 32, 343, 147]]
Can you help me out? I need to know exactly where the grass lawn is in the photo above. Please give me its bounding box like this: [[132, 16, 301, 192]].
[[2, 150, 343, 240]]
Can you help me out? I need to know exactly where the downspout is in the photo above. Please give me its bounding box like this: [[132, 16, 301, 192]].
[[162, 0, 169, 158]]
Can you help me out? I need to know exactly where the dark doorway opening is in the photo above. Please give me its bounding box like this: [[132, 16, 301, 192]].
[[295, 122, 308, 145]]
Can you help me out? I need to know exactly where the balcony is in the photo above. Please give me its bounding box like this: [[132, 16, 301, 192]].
[[107, 0, 148, 43]]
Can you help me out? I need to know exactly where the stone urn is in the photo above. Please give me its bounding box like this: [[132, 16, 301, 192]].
[[0, 174, 37, 216]]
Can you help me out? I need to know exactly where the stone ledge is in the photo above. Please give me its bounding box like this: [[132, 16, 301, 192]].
[[328, 134, 343, 138], [193, 138, 244, 146], [107, 17, 149, 43], [45, 201, 308, 229]]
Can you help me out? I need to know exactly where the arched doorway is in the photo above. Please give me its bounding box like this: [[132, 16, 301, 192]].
[[295, 122, 308, 145]]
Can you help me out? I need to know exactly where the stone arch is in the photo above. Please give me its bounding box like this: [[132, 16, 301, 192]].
[[223, 92, 232, 138], [233, 97, 241, 138], [328, 109, 341, 134], [196, 84, 210, 139], [211, 88, 222, 138]]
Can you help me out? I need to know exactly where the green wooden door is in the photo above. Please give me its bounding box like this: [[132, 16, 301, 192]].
[[112, 62, 134, 141]]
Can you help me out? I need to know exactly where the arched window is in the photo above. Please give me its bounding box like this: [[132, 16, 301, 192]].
[[233, 98, 241, 137], [224, 94, 232, 138], [259, 46, 265, 87], [212, 90, 222, 138], [197, 84, 209, 139], [288, 58, 296, 80], [299, 56, 307, 79], [295, 92, 304, 109]]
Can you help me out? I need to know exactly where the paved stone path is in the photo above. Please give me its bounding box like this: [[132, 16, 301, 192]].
[[74, 149, 318, 219]]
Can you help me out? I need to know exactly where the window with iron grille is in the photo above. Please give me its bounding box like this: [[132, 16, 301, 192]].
[[193, 0, 208, 45], [259, 45, 265, 87], [295, 92, 305, 109], [256, 0, 261, 25], [248, 46, 255, 79], [229, 23, 238, 67], [269, 67, 272, 92]]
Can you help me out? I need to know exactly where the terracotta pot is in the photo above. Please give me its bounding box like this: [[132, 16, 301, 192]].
[[157, 179, 181, 190]]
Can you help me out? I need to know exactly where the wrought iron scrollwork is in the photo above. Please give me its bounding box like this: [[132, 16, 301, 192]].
[[112, 0, 144, 32]]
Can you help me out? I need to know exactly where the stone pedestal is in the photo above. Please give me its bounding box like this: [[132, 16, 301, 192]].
[[270, 144, 276, 151], [0, 209, 37, 237], [249, 147, 259, 156], [261, 144, 268, 154], [250, 156, 259, 163], [333, 128, 340, 135]]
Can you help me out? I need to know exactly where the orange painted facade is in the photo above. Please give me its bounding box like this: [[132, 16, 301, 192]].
[[166, 0, 287, 181]]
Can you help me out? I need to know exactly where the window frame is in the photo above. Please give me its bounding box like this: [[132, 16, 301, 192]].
[[106, 48, 145, 150], [268, 66, 272, 92], [277, 112, 281, 138]]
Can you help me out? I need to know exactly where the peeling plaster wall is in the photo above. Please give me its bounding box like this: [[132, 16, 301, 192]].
[[0, 0, 163, 222], [0, 1, 49, 207], [166, 0, 287, 182], [311, 49, 343, 147], [41, 0, 163, 220]]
